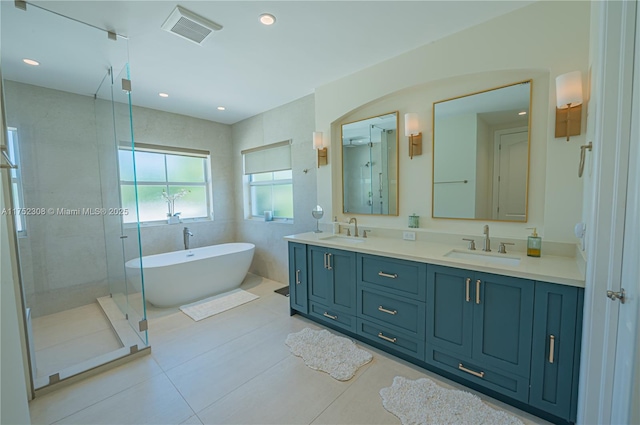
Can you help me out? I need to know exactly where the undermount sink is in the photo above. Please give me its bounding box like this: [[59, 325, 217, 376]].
[[445, 249, 521, 267], [321, 235, 365, 244]]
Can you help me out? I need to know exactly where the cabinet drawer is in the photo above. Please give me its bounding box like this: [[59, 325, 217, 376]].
[[358, 254, 427, 301], [359, 288, 425, 337], [425, 347, 529, 403], [309, 301, 356, 333], [357, 319, 425, 360]]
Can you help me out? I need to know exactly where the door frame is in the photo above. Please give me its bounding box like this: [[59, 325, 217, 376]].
[[578, 1, 638, 423], [491, 126, 528, 220]]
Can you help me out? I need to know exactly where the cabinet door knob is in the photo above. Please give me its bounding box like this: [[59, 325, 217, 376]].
[[476, 279, 481, 304]]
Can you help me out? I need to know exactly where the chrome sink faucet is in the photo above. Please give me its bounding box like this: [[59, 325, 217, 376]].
[[349, 217, 359, 237], [483, 224, 491, 252], [183, 227, 193, 250]]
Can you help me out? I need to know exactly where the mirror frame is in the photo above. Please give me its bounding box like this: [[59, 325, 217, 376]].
[[341, 111, 400, 216], [431, 80, 532, 222]]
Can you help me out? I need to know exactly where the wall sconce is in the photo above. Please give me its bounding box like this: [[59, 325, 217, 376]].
[[555, 71, 583, 141], [405, 113, 422, 159], [313, 131, 327, 167]]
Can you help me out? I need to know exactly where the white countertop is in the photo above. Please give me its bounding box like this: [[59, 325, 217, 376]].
[[284, 232, 585, 288]]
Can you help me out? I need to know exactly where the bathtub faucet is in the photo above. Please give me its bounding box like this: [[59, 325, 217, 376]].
[[183, 227, 193, 250]]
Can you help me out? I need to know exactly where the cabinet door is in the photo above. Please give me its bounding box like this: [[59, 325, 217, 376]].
[[426, 265, 473, 358], [529, 282, 579, 420], [308, 245, 331, 305], [472, 272, 534, 378], [308, 246, 356, 315], [328, 248, 357, 315], [288, 242, 308, 313]]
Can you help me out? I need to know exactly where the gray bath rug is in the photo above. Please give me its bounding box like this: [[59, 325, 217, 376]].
[[380, 376, 524, 425], [285, 328, 373, 381], [180, 289, 259, 321]]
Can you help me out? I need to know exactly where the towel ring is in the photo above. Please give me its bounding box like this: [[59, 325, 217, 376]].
[[579, 142, 593, 178]]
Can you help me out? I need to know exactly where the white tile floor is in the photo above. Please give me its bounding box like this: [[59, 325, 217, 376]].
[[31, 303, 122, 379], [29, 273, 550, 425]]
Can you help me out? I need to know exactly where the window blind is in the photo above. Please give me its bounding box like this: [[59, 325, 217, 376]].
[[242, 140, 291, 175]]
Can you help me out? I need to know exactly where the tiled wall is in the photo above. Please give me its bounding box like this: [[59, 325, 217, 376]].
[[5, 81, 237, 316], [232, 95, 317, 284]]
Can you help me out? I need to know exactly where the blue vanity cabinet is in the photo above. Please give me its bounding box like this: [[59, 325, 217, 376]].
[[530, 282, 583, 421], [472, 272, 534, 378], [307, 245, 357, 331], [425, 265, 534, 402], [288, 242, 308, 314]]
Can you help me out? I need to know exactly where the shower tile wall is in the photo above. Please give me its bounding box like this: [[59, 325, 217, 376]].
[[5, 81, 237, 316], [5, 81, 110, 317]]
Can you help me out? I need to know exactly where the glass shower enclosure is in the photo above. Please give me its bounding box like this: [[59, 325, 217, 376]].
[[1, 2, 147, 390]]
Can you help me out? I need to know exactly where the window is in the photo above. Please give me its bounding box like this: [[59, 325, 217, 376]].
[[118, 145, 211, 224], [249, 170, 293, 218], [242, 140, 293, 220], [6, 128, 26, 235]]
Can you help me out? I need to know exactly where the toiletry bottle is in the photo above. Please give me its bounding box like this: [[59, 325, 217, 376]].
[[332, 216, 340, 234], [527, 227, 541, 257]]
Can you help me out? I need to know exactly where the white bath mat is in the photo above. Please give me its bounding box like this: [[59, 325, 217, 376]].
[[180, 289, 259, 322], [285, 328, 373, 381], [380, 376, 524, 425]]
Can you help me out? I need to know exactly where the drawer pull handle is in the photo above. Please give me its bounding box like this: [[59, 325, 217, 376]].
[[378, 271, 398, 279], [465, 278, 471, 302], [476, 279, 481, 304], [323, 312, 338, 320], [327, 253, 333, 270], [378, 306, 397, 315], [377, 333, 397, 343], [323, 253, 328, 269], [295, 269, 301, 285], [458, 363, 485, 378], [549, 335, 555, 364]]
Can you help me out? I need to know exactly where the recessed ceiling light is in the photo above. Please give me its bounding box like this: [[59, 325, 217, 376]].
[[23, 58, 40, 66], [159, 93, 169, 98], [217, 106, 226, 111], [259, 13, 276, 26], [518, 111, 527, 116]]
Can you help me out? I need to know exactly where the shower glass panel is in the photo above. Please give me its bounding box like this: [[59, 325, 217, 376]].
[[1, 1, 146, 389]]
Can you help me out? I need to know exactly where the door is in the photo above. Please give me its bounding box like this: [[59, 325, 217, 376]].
[[329, 248, 357, 314], [610, 2, 640, 421], [288, 243, 307, 313], [426, 265, 473, 358], [472, 273, 534, 377], [579, 1, 639, 423], [493, 129, 528, 220], [530, 282, 580, 419], [308, 245, 331, 304]]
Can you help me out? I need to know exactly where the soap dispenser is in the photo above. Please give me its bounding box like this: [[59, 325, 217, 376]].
[[527, 228, 542, 257]]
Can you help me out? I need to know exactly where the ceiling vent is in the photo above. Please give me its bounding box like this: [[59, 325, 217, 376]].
[[161, 6, 222, 45]]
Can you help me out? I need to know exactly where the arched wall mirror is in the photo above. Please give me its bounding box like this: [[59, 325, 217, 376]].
[[342, 112, 399, 215], [432, 80, 532, 222]]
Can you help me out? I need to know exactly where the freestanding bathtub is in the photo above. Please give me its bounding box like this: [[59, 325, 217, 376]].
[[125, 243, 255, 307]]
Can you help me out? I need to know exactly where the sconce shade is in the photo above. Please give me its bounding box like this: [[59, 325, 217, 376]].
[[404, 113, 420, 137], [313, 131, 323, 150], [556, 71, 583, 108]]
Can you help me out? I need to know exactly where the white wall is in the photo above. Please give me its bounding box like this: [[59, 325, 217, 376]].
[[232, 95, 316, 284], [315, 1, 590, 243]]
